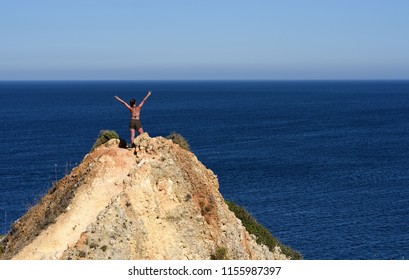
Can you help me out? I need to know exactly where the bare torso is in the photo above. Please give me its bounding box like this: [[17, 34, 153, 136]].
[[130, 106, 140, 119]]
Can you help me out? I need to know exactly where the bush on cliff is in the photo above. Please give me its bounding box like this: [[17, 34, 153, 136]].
[[92, 130, 119, 150], [166, 132, 190, 151], [210, 246, 228, 260], [226, 200, 302, 260], [0, 235, 4, 256], [0, 245, 4, 257]]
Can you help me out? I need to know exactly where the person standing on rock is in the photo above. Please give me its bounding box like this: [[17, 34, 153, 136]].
[[115, 91, 152, 147]]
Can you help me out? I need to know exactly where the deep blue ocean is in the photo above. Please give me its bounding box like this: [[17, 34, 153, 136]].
[[1, 80, 409, 259]]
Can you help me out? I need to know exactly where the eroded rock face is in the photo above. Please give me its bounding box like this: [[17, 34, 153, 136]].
[[2, 134, 288, 260]]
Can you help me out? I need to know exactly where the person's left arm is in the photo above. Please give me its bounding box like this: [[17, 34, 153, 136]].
[[138, 91, 152, 108]]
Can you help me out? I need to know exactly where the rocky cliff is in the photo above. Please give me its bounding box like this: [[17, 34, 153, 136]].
[[0, 133, 293, 260]]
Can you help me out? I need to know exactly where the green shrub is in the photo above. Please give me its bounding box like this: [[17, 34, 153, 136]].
[[210, 246, 228, 260], [0, 235, 4, 258], [225, 200, 302, 260], [92, 130, 119, 150], [166, 132, 190, 151]]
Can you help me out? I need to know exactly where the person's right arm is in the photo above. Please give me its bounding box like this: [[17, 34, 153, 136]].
[[115, 96, 132, 110]]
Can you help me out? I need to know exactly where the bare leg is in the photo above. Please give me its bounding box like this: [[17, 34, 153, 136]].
[[130, 128, 136, 146], [138, 127, 144, 134]]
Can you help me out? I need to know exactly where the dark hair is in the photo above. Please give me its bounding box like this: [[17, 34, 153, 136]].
[[130, 99, 136, 107]]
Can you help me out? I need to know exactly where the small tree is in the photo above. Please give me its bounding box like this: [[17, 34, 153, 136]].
[[92, 130, 119, 150], [166, 132, 191, 151]]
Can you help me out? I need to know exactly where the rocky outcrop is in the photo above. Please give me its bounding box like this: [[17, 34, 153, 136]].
[[1, 133, 289, 260]]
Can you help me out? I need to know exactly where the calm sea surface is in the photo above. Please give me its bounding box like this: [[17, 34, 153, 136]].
[[1, 80, 409, 259]]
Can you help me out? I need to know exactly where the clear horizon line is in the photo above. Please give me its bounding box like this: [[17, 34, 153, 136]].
[[1, 78, 409, 82]]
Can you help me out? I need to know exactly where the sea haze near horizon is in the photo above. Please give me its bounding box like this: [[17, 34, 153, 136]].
[[1, 80, 409, 259]]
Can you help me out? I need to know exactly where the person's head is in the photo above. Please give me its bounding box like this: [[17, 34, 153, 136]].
[[130, 99, 136, 107]]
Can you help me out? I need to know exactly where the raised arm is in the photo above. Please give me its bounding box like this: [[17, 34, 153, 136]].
[[138, 91, 152, 108], [115, 96, 132, 110]]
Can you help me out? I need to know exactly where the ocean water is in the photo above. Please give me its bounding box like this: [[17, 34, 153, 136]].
[[1, 80, 409, 259]]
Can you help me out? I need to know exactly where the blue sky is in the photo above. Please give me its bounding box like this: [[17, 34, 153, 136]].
[[1, 0, 408, 80]]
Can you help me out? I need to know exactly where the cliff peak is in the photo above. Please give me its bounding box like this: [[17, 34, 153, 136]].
[[1, 133, 291, 260]]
